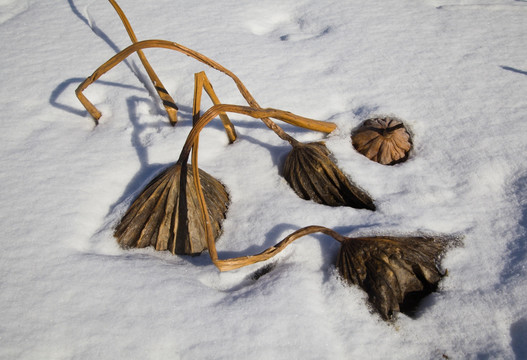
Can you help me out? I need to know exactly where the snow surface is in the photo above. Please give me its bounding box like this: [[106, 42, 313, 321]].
[[1, 0, 526, 359]]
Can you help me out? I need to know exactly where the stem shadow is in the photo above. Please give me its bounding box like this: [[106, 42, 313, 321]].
[[49, 77, 145, 118], [511, 317, 527, 360], [68, 0, 168, 116], [500, 65, 527, 76], [500, 173, 527, 283]]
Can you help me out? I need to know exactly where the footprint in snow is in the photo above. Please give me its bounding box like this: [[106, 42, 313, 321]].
[[247, 14, 331, 42]]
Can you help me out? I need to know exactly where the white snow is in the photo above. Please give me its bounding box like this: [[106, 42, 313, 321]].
[[1, 0, 526, 359]]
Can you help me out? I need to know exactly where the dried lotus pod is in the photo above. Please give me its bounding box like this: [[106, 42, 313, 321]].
[[352, 117, 412, 165], [336, 235, 449, 320], [114, 162, 229, 255], [283, 142, 375, 210]]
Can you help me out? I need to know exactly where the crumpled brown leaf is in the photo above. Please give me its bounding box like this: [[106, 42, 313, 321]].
[[336, 235, 452, 320], [283, 142, 375, 210]]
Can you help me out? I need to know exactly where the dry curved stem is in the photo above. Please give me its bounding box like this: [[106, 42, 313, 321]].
[[212, 225, 345, 271], [113, 104, 327, 260], [76, 39, 336, 142], [108, 0, 179, 124], [173, 104, 339, 270], [178, 105, 374, 271], [192, 71, 236, 143], [175, 104, 375, 271]]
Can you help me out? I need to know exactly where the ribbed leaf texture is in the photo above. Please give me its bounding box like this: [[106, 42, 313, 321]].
[[283, 142, 375, 210], [352, 117, 412, 165], [337, 235, 450, 320], [114, 163, 229, 255]]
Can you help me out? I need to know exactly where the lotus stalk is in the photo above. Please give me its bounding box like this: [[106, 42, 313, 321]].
[[113, 105, 334, 256], [75, 3, 371, 209]]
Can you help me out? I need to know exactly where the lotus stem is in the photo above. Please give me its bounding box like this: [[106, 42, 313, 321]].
[[214, 225, 347, 271], [108, 0, 179, 124], [76, 40, 337, 138], [170, 104, 344, 270], [177, 104, 324, 163]]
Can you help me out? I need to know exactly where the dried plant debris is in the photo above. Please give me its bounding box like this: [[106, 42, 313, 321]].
[[283, 142, 375, 210], [114, 163, 229, 255], [352, 117, 412, 165], [336, 235, 456, 320]]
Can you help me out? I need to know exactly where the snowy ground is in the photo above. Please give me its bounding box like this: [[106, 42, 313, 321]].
[[1, 0, 526, 359]]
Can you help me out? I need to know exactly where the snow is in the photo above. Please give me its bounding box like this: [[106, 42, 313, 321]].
[[1, 0, 526, 358]]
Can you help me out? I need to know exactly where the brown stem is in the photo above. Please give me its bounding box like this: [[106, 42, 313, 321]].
[[107, 0, 179, 124], [214, 225, 348, 271], [167, 104, 316, 261], [180, 105, 347, 271], [76, 40, 337, 137], [178, 104, 320, 164]]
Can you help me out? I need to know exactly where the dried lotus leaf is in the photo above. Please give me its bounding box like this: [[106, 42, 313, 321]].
[[352, 117, 412, 165], [283, 142, 375, 210], [336, 235, 449, 320], [114, 162, 229, 255]]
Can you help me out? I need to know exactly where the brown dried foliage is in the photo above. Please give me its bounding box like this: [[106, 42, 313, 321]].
[[114, 163, 229, 255], [336, 235, 448, 320], [352, 117, 412, 165], [78, 4, 460, 324], [283, 142, 375, 210]]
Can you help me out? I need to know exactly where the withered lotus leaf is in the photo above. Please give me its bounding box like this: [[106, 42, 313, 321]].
[[336, 235, 448, 320], [352, 117, 412, 165], [114, 163, 229, 255], [283, 142, 375, 210]]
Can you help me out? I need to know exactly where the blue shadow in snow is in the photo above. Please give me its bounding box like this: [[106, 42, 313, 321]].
[[106, 96, 188, 214], [511, 318, 527, 360], [68, 0, 121, 55], [500, 66, 527, 77], [49, 77, 145, 118], [105, 96, 254, 213], [239, 134, 290, 168], [67, 0, 166, 116], [500, 174, 527, 283]]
